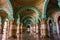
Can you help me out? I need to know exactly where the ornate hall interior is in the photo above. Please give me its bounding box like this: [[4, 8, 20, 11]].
[[0, 0, 60, 40]]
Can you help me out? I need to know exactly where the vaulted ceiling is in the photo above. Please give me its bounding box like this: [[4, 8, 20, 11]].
[[0, 0, 59, 26]]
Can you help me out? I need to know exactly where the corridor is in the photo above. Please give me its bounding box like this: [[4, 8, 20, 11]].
[[0, 0, 60, 40]]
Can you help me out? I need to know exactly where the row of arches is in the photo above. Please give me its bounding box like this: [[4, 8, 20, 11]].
[[0, 5, 42, 40], [0, 0, 60, 40], [0, 5, 59, 39]]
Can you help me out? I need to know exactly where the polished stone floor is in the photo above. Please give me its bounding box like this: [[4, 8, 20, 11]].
[[0, 32, 60, 40]]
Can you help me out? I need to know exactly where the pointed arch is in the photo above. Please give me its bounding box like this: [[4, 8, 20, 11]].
[[21, 14, 36, 23], [15, 6, 41, 20], [0, 7, 14, 20], [43, 0, 50, 19]]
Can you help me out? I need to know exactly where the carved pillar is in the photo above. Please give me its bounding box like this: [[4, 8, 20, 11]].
[[33, 24, 36, 38], [2, 19, 9, 40], [33, 24, 36, 32], [7, 19, 9, 39], [0, 17, 2, 34], [16, 24, 23, 40], [9, 20, 13, 37], [20, 24, 23, 40], [35, 24, 39, 40], [12, 20, 17, 38], [31, 25, 33, 36], [35, 24, 38, 33], [32, 25, 34, 36], [38, 21, 41, 39], [16, 24, 20, 40], [40, 19, 46, 38], [16, 18, 20, 40], [9, 20, 17, 38], [0, 24, 2, 34]]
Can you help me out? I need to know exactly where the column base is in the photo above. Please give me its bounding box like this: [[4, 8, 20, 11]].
[[11, 28, 17, 38], [0, 24, 2, 34]]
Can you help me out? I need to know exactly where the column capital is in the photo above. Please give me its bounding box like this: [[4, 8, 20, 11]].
[[9, 20, 16, 24], [40, 19, 47, 37], [41, 19, 46, 24], [17, 18, 20, 24], [9, 20, 14, 21]]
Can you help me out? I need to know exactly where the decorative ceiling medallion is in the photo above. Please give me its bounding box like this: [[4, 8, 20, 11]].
[[20, 0, 35, 2]]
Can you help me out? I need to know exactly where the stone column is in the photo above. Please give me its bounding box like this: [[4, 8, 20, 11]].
[[0, 24, 2, 34], [0, 17, 2, 34], [33, 25, 36, 32], [12, 20, 17, 38], [33, 24, 36, 38], [2, 19, 8, 40], [16, 18, 20, 40], [38, 21, 41, 39], [31, 25, 34, 35], [16, 24, 20, 40], [16, 23, 23, 40], [20, 24, 23, 40], [9, 20, 17, 38], [35, 24, 39, 40], [35, 24, 38, 34], [7, 19, 9, 40], [40, 19, 46, 38], [9, 20, 14, 37]]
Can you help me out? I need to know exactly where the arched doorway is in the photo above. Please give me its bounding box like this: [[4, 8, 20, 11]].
[[58, 16, 60, 34], [48, 19, 53, 37], [26, 26, 30, 33], [15, 6, 41, 40], [0, 10, 13, 40], [55, 11, 60, 37]]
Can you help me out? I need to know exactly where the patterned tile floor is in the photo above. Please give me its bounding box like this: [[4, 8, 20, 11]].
[[0, 32, 60, 40]]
